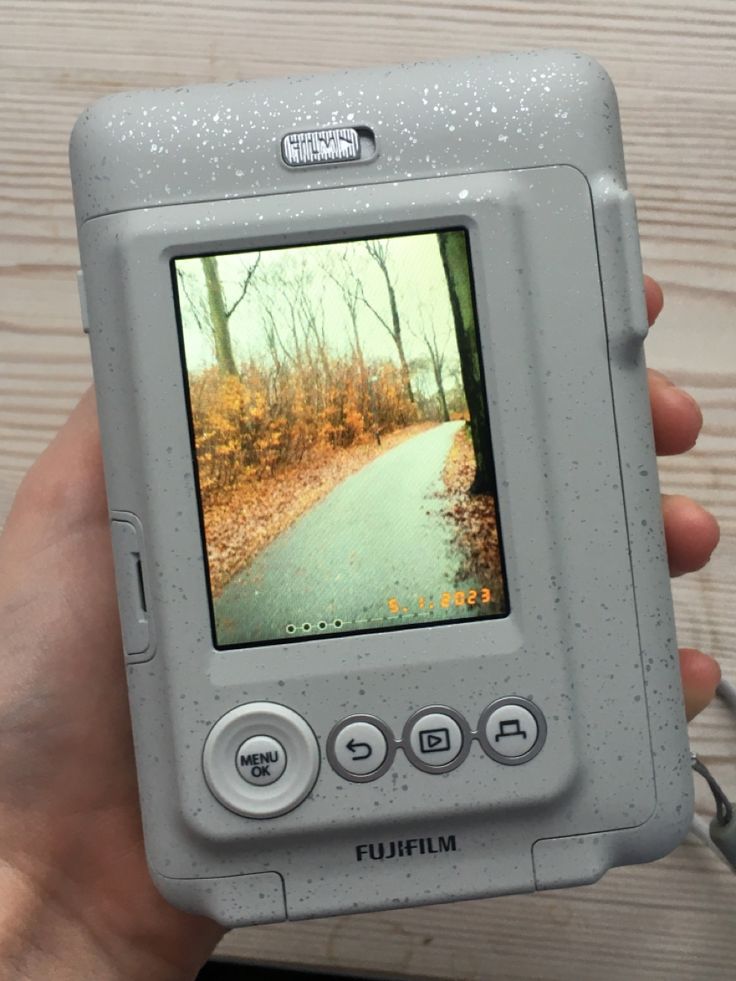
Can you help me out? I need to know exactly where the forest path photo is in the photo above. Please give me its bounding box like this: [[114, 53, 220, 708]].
[[177, 228, 508, 645], [216, 420, 476, 644]]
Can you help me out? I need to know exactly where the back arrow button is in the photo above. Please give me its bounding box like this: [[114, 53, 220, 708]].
[[346, 738, 372, 761], [328, 718, 392, 780]]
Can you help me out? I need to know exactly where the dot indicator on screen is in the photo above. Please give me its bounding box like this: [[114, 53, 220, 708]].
[[286, 624, 297, 634], [334, 619, 343, 628], [302, 623, 311, 632]]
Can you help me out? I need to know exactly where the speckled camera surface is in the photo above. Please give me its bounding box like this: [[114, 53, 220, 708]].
[[69, 50, 692, 927]]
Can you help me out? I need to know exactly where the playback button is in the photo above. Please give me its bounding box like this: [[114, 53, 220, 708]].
[[327, 716, 395, 782], [403, 706, 471, 773]]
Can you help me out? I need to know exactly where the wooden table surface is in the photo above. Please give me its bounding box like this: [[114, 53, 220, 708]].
[[1, 2, 734, 978]]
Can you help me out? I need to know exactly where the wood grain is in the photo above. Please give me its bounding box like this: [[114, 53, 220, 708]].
[[1, 2, 734, 978]]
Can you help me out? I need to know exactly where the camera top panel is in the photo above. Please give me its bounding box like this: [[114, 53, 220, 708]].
[[69, 49, 625, 226]]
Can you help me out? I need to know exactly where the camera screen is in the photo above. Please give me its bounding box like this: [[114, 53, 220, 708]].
[[173, 229, 509, 648]]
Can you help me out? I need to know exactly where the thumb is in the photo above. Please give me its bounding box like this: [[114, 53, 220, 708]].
[[1, 387, 105, 560]]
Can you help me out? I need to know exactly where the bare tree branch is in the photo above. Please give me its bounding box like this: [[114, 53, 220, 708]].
[[364, 238, 389, 270], [409, 301, 452, 422], [225, 253, 262, 319], [362, 239, 415, 402], [177, 268, 208, 335], [260, 300, 294, 370], [360, 292, 394, 337], [322, 252, 369, 377]]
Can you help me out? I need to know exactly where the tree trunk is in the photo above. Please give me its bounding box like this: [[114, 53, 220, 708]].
[[437, 231, 495, 494], [424, 329, 450, 423], [433, 362, 451, 421], [380, 268, 414, 403], [201, 255, 238, 376], [365, 242, 415, 405]]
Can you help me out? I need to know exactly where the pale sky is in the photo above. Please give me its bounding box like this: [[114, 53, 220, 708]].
[[174, 231, 466, 395]]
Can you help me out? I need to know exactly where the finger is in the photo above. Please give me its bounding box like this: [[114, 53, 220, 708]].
[[2, 387, 104, 554], [648, 369, 703, 456], [644, 275, 664, 326], [643, 276, 703, 454], [680, 648, 721, 721], [0, 389, 114, 665], [31, 385, 101, 491], [662, 494, 720, 577]]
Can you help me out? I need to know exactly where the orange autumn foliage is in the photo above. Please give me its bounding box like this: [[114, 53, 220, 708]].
[[190, 355, 418, 508], [441, 426, 506, 610]]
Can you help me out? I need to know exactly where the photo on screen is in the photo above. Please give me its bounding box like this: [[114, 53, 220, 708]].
[[173, 229, 509, 648]]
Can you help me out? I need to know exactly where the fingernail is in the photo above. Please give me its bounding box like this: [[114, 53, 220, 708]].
[[681, 389, 703, 426]]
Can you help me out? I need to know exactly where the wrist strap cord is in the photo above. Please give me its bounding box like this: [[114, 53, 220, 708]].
[[690, 678, 736, 872]]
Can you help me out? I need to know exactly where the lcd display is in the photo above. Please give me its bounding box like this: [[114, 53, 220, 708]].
[[174, 229, 509, 648]]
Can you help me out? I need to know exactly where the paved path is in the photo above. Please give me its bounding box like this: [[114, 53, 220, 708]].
[[216, 421, 469, 645]]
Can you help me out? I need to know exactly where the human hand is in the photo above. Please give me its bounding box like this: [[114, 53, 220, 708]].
[[0, 390, 224, 980], [0, 275, 720, 979], [643, 276, 721, 717]]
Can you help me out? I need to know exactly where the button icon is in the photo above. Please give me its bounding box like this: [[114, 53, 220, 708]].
[[345, 737, 373, 761], [327, 718, 394, 781], [236, 734, 287, 786], [495, 718, 527, 742], [419, 727, 451, 754], [478, 698, 545, 765], [404, 709, 468, 772]]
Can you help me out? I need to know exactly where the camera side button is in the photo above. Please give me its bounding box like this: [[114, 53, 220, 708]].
[[327, 716, 394, 783], [76, 270, 90, 334], [478, 698, 546, 765], [403, 707, 470, 773]]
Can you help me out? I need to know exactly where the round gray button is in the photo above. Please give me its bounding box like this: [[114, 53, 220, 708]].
[[478, 697, 546, 765], [203, 703, 319, 818], [403, 707, 470, 773], [236, 735, 287, 786], [332, 722, 387, 776], [327, 716, 395, 782]]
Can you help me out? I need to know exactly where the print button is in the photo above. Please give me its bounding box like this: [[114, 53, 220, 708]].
[[236, 735, 287, 786], [478, 697, 546, 765], [403, 707, 471, 773], [327, 716, 395, 782]]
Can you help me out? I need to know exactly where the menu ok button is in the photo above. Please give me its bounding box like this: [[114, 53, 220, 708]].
[[236, 735, 287, 786]]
